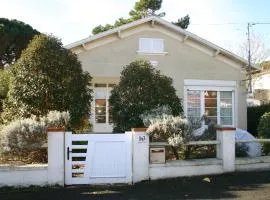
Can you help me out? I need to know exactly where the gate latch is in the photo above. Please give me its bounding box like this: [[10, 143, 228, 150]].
[[67, 147, 72, 160]]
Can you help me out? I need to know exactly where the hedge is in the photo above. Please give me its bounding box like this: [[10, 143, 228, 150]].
[[247, 103, 270, 136]]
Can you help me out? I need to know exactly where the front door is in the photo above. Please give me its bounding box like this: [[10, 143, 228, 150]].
[[92, 86, 113, 132]]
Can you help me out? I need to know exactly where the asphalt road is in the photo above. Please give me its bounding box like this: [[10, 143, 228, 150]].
[[1, 171, 270, 200]]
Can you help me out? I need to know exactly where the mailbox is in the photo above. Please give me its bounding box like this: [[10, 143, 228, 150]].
[[150, 147, 165, 164]]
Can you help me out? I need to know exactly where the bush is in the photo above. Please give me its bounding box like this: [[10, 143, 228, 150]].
[[146, 115, 192, 159], [43, 110, 70, 129], [109, 60, 182, 132], [0, 111, 70, 163], [247, 104, 270, 136], [258, 112, 270, 154], [0, 118, 46, 154], [2, 34, 92, 126]]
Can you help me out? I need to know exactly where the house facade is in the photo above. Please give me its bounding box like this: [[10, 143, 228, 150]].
[[66, 16, 249, 132]]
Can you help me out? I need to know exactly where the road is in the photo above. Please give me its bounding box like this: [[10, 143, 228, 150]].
[[1, 171, 270, 199]]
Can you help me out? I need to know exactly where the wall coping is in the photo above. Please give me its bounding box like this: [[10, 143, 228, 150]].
[[150, 158, 222, 168], [47, 127, 65, 132], [216, 127, 236, 131], [132, 128, 147, 132], [0, 164, 48, 171], [236, 156, 270, 165]]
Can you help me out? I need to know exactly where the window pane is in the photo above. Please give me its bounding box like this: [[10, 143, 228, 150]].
[[95, 107, 106, 115], [220, 91, 232, 99], [205, 98, 217, 107], [95, 116, 106, 123], [221, 117, 232, 125], [220, 99, 232, 108], [220, 91, 233, 125], [187, 90, 201, 120], [220, 108, 232, 116], [95, 99, 106, 107], [204, 91, 217, 123], [188, 108, 200, 117], [205, 107, 217, 116], [95, 92, 106, 99]]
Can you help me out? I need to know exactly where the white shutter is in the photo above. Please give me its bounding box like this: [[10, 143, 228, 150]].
[[152, 39, 164, 52], [139, 38, 151, 52], [139, 38, 164, 53]]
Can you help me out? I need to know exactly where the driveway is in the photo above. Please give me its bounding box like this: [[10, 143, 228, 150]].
[[1, 171, 270, 200]]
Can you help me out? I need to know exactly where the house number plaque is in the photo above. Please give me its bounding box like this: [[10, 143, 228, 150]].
[[138, 135, 146, 143]]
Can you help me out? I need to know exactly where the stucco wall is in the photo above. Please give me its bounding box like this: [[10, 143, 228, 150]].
[[0, 164, 48, 187], [75, 23, 247, 129]]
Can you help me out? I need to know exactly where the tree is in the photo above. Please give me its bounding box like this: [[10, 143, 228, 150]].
[[2, 34, 93, 126], [0, 18, 40, 69], [129, 0, 164, 20], [109, 60, 182, 132], [0, 69, 10, 112], [92, 0, 190, 35], [172, 15, 190, 29]]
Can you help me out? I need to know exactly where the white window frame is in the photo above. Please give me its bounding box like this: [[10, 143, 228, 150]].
[[137, 38, 167, 55], [184, 79, 237, 127]]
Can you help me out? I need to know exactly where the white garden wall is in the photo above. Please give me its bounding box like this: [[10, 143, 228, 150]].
[[0, 164, 48, 187], [149, 159, 223, 180], [1, 128, 270, 187]]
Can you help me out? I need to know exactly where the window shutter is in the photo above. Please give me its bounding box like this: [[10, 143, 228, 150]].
[[152, 39, 164, 52]]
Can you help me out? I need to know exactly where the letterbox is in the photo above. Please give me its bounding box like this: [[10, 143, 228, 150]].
[[150, 147, 165, 164]]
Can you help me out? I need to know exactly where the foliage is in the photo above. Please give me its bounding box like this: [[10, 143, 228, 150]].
[[109, 60, 182, 132], [2, 34, 93, 126], [0, 111, 70, 163], [247, 103, 270, 136], [172, 15, 190, 29], [72, 118, 93, 133], [92, 0, 189, 35], [129, 0, 164, 20], [260, 61, 270, 70], [0, 18, 40, 69], [258, 112, 270, 154], [92, 18, 133, 35], [43, 110, 70, 129], [146, 115, 192, 145], [0, 69, 10, 113], [140, 105, 172, 127], [0, 117, 46, 154], [147, 115, 192, 159], [235, 143, 249, 157]]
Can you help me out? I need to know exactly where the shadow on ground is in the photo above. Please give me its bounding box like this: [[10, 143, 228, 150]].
[[1, 171, 270, 200]]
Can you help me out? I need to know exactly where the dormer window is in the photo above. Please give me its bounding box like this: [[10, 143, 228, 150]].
[[138, 38, 165, 54]]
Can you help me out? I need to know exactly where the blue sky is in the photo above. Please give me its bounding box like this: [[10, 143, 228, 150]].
[[1, 0, 270, 59]]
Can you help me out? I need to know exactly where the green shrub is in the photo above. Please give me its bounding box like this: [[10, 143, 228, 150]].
[[109, 60, 182, 132], [2, 34, 92, 126], [258, 112, 270, 154], [247, 104, 270, 136]]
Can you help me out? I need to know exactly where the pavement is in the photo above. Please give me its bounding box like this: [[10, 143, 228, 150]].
[[1, 171, 270, 200]]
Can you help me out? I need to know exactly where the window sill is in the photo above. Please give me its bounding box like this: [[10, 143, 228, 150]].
[[136, 51, 168, 56]]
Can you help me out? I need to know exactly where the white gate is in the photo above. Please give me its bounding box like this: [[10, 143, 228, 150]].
[[65, 132, 132, 185]]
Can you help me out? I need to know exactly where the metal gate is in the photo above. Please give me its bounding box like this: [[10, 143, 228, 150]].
[[65, 132, 132, 185]]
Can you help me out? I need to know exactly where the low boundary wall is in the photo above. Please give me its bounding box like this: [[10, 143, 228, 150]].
[[0, 164, 48, 187]]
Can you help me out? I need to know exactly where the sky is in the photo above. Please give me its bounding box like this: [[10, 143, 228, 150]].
[[1, 0, 270, 59]]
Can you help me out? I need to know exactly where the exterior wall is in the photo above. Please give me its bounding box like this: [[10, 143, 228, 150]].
[[0, 165, 48, 187], [75, 23, 247, 129], [149, 159, 223, 180]]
